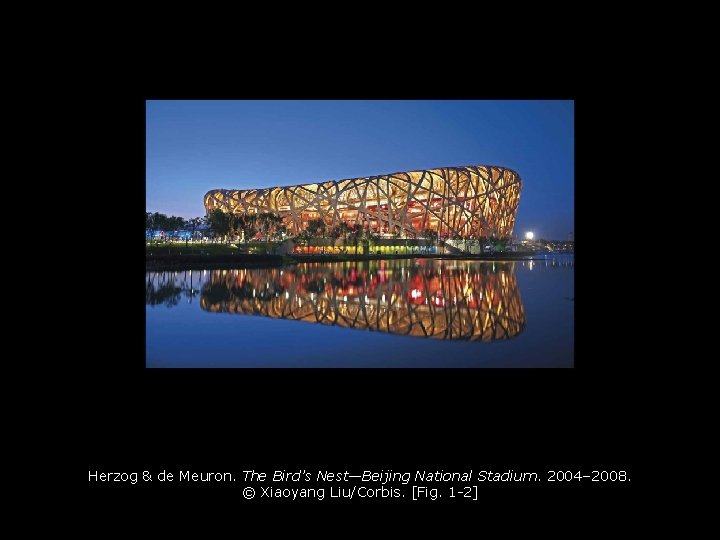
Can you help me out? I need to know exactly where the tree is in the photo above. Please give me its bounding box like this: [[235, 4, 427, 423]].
[[327, 222, 348, 252], [145, 212, 172, 241], [207, 209, 233, 243], [146, 212, 154, 238], [307, 218, 326, 237], [490, 236, 507, 253], [294, 229, 311, 251], [167, 216, 184, 241], [347, 224, 362, 255], [334, 222, 350, 253], [152, 212, 167, 239], [234, 214, 258, 247], [306, 218, 327, 253], [187, 217, 204, 241], [256, 212, 284, 253]]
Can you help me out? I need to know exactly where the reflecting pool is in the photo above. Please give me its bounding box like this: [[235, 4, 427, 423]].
[[146, 256, 573, 367]]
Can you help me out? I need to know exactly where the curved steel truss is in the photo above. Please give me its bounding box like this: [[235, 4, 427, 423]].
[[204, 165, 521, 238], [199, 260, 525, 342]]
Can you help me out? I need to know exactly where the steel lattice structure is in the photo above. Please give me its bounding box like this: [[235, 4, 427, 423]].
[[204, 165, 521, 238], [199, 261, 525, 342]]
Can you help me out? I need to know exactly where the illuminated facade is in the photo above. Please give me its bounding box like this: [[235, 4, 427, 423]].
[[199, 260, 526, 342], [204, 165, 521, 238]]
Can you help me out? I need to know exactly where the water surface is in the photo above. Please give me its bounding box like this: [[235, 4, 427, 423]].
[[146, 256, 573, 367]]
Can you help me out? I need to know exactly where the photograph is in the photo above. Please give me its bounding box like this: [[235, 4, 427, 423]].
[[145, 100, 574, 367], [83, 65, 639, 512]]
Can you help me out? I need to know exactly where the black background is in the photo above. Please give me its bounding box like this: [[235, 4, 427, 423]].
[[78, 59, 639, 511]]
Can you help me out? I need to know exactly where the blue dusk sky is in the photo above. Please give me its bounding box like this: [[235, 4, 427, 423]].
[[146, 100, 574, 240]]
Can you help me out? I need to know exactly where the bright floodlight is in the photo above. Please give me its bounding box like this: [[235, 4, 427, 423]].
[[525, 231, 534, 240]]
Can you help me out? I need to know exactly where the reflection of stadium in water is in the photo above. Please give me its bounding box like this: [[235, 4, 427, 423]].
[[199, 260, 526, 342]]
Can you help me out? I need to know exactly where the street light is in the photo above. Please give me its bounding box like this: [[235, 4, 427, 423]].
[[525, 231, 534, 240]]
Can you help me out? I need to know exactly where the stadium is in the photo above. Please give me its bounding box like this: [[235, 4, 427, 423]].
[[203, 165, 522, 241]]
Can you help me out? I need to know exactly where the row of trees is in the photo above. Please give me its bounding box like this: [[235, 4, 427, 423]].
[[146, 212, 206, 239], [148, 209, 511, 253], [293, 220, 450, 254], [294, 220, 381, 254], [147, 210, 287, 247], [205, 209, 287, 248], [293, 220, 503, 253]]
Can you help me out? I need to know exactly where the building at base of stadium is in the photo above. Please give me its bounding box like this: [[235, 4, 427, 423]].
[[204, 165, 521, 250]]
